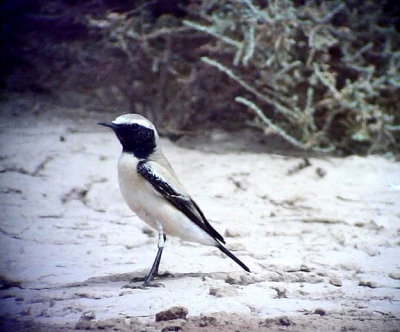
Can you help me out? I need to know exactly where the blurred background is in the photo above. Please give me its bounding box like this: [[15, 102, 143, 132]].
[[1, 0, 400, 154]]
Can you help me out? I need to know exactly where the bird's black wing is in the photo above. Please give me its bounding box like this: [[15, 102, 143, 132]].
[[137, 160, 225, 244]]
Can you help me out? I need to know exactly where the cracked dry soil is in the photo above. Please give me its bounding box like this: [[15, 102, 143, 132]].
[[0, 109, 399, 331]]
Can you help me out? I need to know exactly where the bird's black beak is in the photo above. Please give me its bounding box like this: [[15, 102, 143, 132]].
[[98, 122, 117, 130]]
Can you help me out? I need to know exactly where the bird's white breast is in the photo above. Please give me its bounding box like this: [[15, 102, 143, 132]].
[[117, 152, 216, 246], [118, 153, 159, 230]]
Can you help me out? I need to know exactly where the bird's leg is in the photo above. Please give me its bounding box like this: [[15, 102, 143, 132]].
[[152, 234, 174, 279], [125, 233, 172, 289], [142, 233, 166, 287], [152, 234, 166, 277]]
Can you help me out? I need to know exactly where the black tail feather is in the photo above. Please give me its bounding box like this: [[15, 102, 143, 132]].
[[217, 244, 250, 272]]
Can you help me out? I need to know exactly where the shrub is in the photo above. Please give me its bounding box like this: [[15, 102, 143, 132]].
[[183, 0, 400, 153]]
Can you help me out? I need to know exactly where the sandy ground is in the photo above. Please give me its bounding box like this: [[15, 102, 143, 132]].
[[1, 106, 400, 331]]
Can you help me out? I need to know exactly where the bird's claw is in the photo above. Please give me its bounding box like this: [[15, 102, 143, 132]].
[[128, 272, 173, 284], [123, 281, 165, 289]]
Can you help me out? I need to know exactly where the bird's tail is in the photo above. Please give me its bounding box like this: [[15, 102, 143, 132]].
[[217, 244, 250, 272]]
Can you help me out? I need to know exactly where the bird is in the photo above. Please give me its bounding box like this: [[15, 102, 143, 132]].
[[98, 114, 250, 287]]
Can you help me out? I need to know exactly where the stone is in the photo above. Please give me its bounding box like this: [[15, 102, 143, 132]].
[[300, 264, 311, 272], [388, 272, 400, 280], [155, 306, 188, 322], [314, 308, 326, 316], [329, 278, 342, 287], [75, 320, 96, 330], [278, 316, 292, 326], [209, 285, 238, 297], [224, 229, 242, 237], [358, 280, 377, 288]]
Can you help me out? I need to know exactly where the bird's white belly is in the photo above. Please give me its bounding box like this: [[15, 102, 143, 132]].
[[117, 153, 215, 246]]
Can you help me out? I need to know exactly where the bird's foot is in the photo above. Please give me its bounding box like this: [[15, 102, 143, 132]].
[[123, 281, 164, 289], [123, 272, 173, 289], [129, 272, 174, 283]]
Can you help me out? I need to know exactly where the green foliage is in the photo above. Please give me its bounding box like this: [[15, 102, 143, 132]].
[[184, 0, 400, 153]]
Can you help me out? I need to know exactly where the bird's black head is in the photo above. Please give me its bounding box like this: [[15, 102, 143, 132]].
[[98, 114, 157, 159]]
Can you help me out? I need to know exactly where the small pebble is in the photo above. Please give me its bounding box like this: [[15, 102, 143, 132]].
[[271, 286, 287, 299], [278, 316, 292, 326], [198, 315, 217, 327], [388, 272, 400, 280], [315, 167, 326, 178], [209, 285, 238, 297], [80, 310, 96, 321], [226, 242, 246, 251], [142, 227, 155, 237], [358, 280, 377, 288], [314, 308, 326, 316], [300, 264, 311, 272], [224, 229, 242, 238], [329, 278, 342, 287]]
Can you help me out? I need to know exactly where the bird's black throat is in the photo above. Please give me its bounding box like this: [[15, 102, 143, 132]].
[[113, 124, 156, 159]]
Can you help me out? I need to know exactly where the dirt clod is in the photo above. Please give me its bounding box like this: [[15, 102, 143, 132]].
[[278, 316, 293, 326], [96, 319, 117, 329], [329, 278, 342, 287], [198, 315, 217, 327], [161, 326, 182, 332], [388, 272, 400, 280], [75, 320, 96, 330], [156, 306, 188, 322], [315, 167, 326, 178], [80, 311, 96, 321], [358, 280, 377, 288], [300, 264, 311, 272], [209, 285, 238, 297], [271, 286, 288, 298], [314, 308, 326, 316]]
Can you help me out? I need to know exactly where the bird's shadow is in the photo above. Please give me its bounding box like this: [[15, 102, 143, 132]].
[[26, 270, 236, 291]]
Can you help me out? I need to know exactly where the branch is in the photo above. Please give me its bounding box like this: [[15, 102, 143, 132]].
[[183, 20, 242, 48], [235, 96, 307, 149], [236, 97, 335, 152], [202, 57, 301, 121]]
